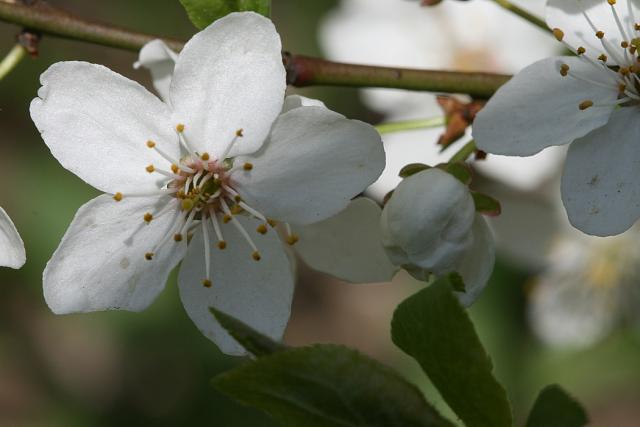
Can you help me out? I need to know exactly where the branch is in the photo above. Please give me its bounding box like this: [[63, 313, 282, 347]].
[[0, 1, 511, 98]]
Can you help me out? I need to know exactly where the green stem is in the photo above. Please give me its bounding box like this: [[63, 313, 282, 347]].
[[0, 43, 26, 80], [449, 140, 476, 163], [0, 1, 511, 97], [375, 117, 445, 134], [490, 0, 549, 33]]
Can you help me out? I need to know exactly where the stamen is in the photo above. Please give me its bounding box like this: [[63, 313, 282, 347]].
[[208, 207, 226, 250], [179, 208, 198, 237], [148, 165, 183, 180], [243, 162, 253, 171], [284, 223, 299, 245], [579, 100, 594, 110], [220, 198, 260, 259], [552, 28, 565, 41], [609, 1, 630, 43], [112, 188, 179, 199], [176, 124, 197, 158], [113, 192, 123, 202], [238, 201, 268, 223], [144, 212, 153, 223], [219, 129, 244, 160], [146, 139, 194, 173], [201, 219, 212, 288], [145, 252, 154, 260]]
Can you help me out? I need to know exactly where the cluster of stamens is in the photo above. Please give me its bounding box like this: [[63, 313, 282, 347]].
[[554, 0, 640, 110], [112, 124, 299, 289]]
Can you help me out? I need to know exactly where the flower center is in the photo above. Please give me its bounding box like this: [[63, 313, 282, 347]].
[[112, 124, 298, 289], [554, 0, 640, 109]]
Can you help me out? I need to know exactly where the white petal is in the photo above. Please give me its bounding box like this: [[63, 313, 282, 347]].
[[44, 194, 187, 313], [546, 0, 639, 62], [170, 12, 286, 158], [473, 56, 618, 156], [294, 198, 398, 283], [455, 215, 495, 307], [562, 107, 640, 236], [232, 106, 385, 225], [134, 39, 178, 103], [178, 216, 294, 356], [281, 95, 327, 113], [0, 207, 25, 269], [30, 61, 178, 194], [380, 168, 475, 274]]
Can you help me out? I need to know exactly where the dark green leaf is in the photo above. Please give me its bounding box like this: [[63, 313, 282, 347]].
[[471, 191, 501, 216], [210, 307, 286, 357], [213, 344, 455, 427], [391, 278, 512, 427], [399, 163, 431, 178], [179, 0, 271, 29], [443, 162, 472, 185], [526, 385, 588, 427]]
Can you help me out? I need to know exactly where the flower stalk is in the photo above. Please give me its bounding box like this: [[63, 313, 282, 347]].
[[375, 117, 445, 135], [490, 0, 548, 33], [0, 1, 510, 97], [0, 43, 25, 80]]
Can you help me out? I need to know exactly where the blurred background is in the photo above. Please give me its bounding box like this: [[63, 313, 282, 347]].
[[1, 0, 639, 425]]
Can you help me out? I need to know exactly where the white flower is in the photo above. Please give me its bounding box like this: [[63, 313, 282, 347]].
[[380, 168, 495, 305], [0, 206, 25, 269], [473, 0, 640, 237], [320, 0, 560, 198], [529, 225, 640, 349], [30, 12, 385, 355]]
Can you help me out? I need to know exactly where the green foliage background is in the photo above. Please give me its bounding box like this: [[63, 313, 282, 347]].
[[0, 1, 639, 426]]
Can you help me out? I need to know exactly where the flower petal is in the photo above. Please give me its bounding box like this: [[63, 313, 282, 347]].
[[134, 39, 178, 103], [456, 215, 495, 307], [232, 106, 385, 225], [473, 56, 618, 156], [30, 61, 178, 194], [380, 168, 475, 274], [178, 215, 294, 356], [0, 207, 25, 269], [44, 194, 186, 313], [561, 107, 640, 236], [281, 95, 327, 113], [294, 198, 398, 283], [170, 12, 286, 158], [546, 0, 637, 62]]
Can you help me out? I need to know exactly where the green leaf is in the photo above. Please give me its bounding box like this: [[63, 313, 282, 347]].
[[179, 0, 271, 29], [391, 278, 512, 427], [209, 307, 286, 357], [471, 191, 501, 216], [443, 162, 472, 185], [399, 163, 431, 178], [213, 344, 455, 427], [526, 385, 588, 427]]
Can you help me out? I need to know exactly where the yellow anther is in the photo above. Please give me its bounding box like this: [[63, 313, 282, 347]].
[[145, 252, 154, 260], [217, 240, 227, 250], [174, 233, 183, 242], [202, 279, 212, 288], [231, 204, 243, 214], [620, 67, 631, 76], [579, 100, 594, 110], [256, 224, 268, 234], [636, 23, 640, 31], [171, 164, 179, 173], [176, 123, 185, 133], [236, 128, 244, 137], [181, 198, 194, 211], [619, 83, 627, 93], [143, 212, 153, 223], [146, 165, 155, 173], [146, 140, 156, 148], [113, 192, 123, 202], [267, 218, 277, 227], [560, 63, 570, 77], [622, 41, 630, 48], [552, 28, 564, 42], [201, 152, 210, 161], [577, 46, 586, 55], [243, 162, 253, 171], [222, 214, 232, 224], [596, 31, 605, 39], [598, 54, 608, 62], [286, 234, 299, 246], [252, 251, 261, 261], [234, 195, 242, 202], [608, 0, 616, 5]]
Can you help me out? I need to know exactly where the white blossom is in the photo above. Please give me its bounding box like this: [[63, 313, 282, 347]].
[[381, 168, 494, 305], [30, 12, 384, 355], [474, 0, 640, 236], [0, 206, 25, 269]]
